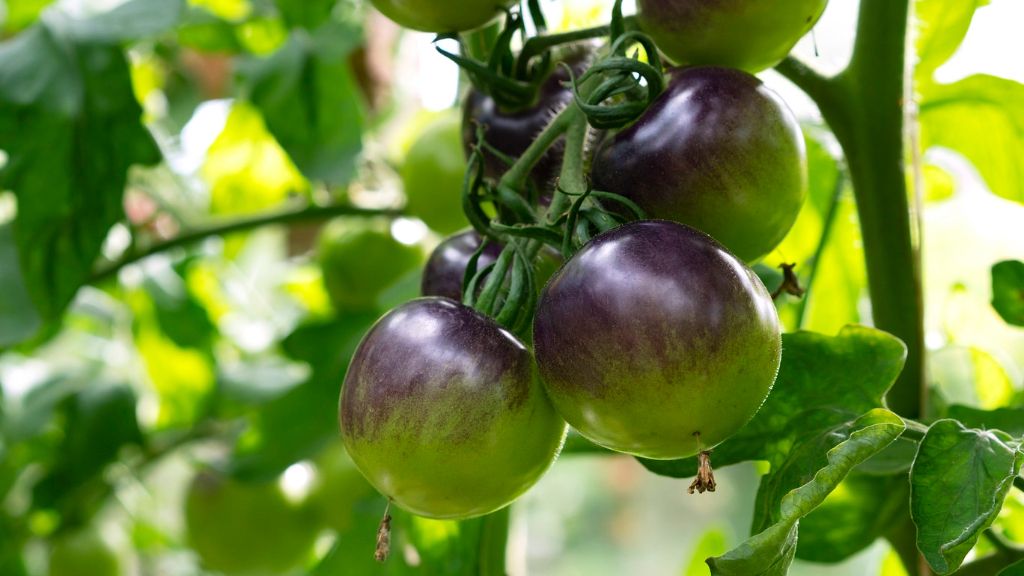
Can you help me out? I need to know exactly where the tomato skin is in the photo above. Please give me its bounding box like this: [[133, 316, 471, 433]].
[[421, 230, 503, 301], [462, 62, 580, 193], [369, 0, 516, 33], [317, 217, 423, 312], [532, 221, 780, 460], [340, 298, 566, 519], [402, 112, 469, 234], [591, 67, 806, 262], [421, 230, 565, 301], [185, 471, 319, 575], [638, 0, 828, 72]]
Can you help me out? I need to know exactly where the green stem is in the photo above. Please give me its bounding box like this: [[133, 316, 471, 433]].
[[901, 418, 929, 442], [89, 204, 400, 285], [885, 513, 924, 576], [1015, 476, 1024, 493], [498, 105, 580, 191], [477, 507, 510, 575], [546, 113, 590, 222], [779, 0, 923, 419]]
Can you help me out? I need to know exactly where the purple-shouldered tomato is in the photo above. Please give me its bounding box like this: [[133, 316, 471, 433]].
[[533, 220, 780, 459], [340, 298, 566, 519], [591, 67, 806, 262]]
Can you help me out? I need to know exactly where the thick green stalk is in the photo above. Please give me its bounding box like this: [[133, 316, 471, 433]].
[[781, 0, 923, 419]]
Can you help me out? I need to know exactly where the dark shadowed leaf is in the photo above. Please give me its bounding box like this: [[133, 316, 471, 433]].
[[0, 223, 41, 348], [911, 419, 1024, 574], [707, 409, 905, 575], [0, 24, 160, 337], [992, 260, 1024, 326]]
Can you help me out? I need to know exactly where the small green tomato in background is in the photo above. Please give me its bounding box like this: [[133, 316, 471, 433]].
[[369, 0, 516, 33], [401, 111, 469, 235], [638, 0, 829, 72], [49, 527, 121, 576], [317, 216, 423, 312], [306, 442, 376, 533], [184, 470, 320, 575]]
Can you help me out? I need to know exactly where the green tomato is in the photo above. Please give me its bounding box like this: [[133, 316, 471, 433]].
[[369, 0, 515, 33], [305, 442, 376, 533], [317, 217, 423, 312], [638, 0, 828, 72], [49, 528, 121, 576], [184, 471, 320, 575], [401, 112, 469, 235]]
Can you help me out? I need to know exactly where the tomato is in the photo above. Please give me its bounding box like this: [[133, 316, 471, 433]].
[[369, 0, 516, 33], [532, 221, 780, 459], [48, 528, 121, 576], [638, 0, 828, 72], [462, 49, 590, 195], [340, 298, 566, 519], [402, 111, 470, 234], [421, 230, 503, 301], [421, 230, 564, 301], [317, 216, 424, 312], [185, 470, 320, 574], [591, 67, 806, 262]]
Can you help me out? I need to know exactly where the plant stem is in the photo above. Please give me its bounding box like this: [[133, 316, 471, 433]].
[[780, 1, 923, 418], [1015, 476, 1024, 493], [477, 506, 510, 574], [546, 113, 590, 221], [498, 105, 580, 191], [89, 204, 400, 285]]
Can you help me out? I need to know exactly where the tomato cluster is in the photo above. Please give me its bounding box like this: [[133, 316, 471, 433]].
[[334, 0, 821, 528]]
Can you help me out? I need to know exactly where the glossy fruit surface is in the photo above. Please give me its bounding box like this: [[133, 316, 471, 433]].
[[638, 0, 828, 72], [369, 0, 515, 33], [185, 471, 319, 574], [318, 216, 423, 311], [49, 528, 120, 576], [340, 298, 566, 519], [421, 230, 502, 301], [591, 67, 806, 262], [533, 220, 781, 459], [402, 111, 469, 234], [420, 230, 563, 301]]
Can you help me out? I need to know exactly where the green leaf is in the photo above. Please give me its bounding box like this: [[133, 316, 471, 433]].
[[946, 405, 1024, 438], [1000, 559, 1024, 576], [992, 260, 1024, 326], [236, 23, 364, 186], [795, 472, 909, 563], [684, 528, 729, 576], [0, 24, 160, 333], [910, 419, 1024, 574], [640, 326, 907, 480], [274, 0, 337, 29], [707, 409, 906, 575], [920, 75, 1024, 204], [217, 356, 310, 404], [43, 0, 185, 43], [0, 223, 41, 348], [31, 382, 143, 508], [228, 313, 376, 480], [915, 0, 988, 79]]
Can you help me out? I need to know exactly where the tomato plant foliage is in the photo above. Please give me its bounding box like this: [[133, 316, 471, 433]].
[[1, 0, 1024, 575]]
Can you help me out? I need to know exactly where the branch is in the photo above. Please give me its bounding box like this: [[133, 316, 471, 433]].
[[89, 204, 402, 285], [775, 57, 843, 119]]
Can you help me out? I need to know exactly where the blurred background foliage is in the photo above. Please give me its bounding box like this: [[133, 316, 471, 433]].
[[0, 0, 1022, 574]]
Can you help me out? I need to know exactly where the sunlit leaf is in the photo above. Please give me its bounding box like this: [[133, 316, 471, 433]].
[[236, 23, 364, 186], [911, 419, 1024, 574], [202, 101, 308, 215], [931, 345, 1016, 410], [684, 528, 729, 576], [915, 0, 989, 79], [189, 0, 251, 21], [920, 75, 1024, 204]]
